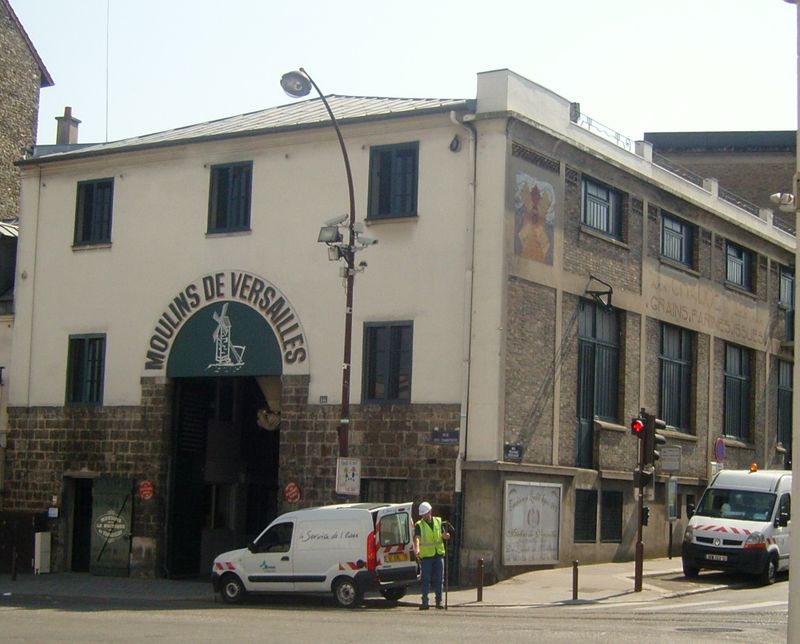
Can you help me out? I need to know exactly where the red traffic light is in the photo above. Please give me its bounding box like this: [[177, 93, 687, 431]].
[[631, 417, 645, 437]]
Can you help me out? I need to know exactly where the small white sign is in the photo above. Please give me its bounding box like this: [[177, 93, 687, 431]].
[[336, 457, 361, 496], [660, 445, 682, 472]]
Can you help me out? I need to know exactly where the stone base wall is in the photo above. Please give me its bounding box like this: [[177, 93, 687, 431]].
[[279, 375, 461, 519], [3, 378, 172, 576]]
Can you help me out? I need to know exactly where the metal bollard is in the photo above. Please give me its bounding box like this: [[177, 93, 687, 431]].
[[572, 560, 579, 601], [11, 546, 17, 581], [477, 557, 484, 602]]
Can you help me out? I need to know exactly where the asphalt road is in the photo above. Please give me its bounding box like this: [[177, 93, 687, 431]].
[[1, 572, 789, 643]]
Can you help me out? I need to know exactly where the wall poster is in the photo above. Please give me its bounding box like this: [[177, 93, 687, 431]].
[[502, 480, 561, 566]]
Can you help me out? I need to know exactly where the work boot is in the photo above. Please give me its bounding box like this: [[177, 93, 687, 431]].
[[435, 603, 444, 609], [419, 604, 429, 611]]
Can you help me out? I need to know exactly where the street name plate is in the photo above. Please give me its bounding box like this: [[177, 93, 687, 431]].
[[660, 445, 682, 472]]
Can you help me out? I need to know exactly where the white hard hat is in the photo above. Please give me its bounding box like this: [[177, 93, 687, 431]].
[[419, 501, 432, 515]]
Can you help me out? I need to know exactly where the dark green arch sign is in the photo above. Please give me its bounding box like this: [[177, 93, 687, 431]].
[[167, 301, 283, 378], [144, 271, 308, 377]]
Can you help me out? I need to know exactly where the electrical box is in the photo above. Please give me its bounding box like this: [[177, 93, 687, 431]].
[[34, 532, 51, 574]]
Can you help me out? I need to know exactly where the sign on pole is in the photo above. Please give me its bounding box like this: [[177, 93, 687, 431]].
[[659, 445, 682, 472], [336, 457, 361, 496]]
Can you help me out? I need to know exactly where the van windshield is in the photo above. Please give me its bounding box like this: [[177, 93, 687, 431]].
[[695, 488, 776, 522]]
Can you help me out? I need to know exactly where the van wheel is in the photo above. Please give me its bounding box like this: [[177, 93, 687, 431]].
[[220, 573, 246, 604], [380, 587, 407, 602], [682, 563, 700, 579], [759, 556, 778, 586], [333, 578, 362, 608]]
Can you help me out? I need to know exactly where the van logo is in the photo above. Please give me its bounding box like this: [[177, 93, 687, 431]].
[[713, 538, 721, 546], [208, 303, 246, 372], [259, 561, 276, 570]]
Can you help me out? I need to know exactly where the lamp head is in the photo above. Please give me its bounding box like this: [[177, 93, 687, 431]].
[[281, 70, 312, 98], [318, 225, 343, 244]]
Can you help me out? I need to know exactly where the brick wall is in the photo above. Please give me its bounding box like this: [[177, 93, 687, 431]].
[[0, 4, 42, 220], [278, 375, 460, 517], [4, 378, 173, 572]]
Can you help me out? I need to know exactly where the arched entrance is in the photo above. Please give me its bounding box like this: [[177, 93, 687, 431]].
[[164, 300, 288, 577]]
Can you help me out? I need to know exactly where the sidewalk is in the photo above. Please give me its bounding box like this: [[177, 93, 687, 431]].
[[0, 558, 720, 608]]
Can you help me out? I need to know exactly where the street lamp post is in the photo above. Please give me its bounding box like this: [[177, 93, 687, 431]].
[[280, 68, 357, 458]]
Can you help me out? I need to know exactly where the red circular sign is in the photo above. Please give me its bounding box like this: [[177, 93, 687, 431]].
[[283, 482, 301, 503], [138, 480, 154, 501]]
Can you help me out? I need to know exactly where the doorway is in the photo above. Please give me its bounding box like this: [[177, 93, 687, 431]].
[[166, 376, 281, 577]]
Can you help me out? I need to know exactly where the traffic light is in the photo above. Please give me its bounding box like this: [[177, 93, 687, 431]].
[[644, 414, 667, 465], [641, 506, 650, 526], [630, 416, 645, 438]]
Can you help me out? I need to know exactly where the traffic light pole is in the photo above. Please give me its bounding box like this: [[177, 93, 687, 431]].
[[634, 408, 645, 592]]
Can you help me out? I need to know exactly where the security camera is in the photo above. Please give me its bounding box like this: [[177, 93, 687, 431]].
[[324, 214, 348, 226], [357, 236, 378, 246]]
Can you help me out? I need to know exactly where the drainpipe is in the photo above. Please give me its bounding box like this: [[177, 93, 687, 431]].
[[0, 368, 6, 495], [449, 109, 478, 582]]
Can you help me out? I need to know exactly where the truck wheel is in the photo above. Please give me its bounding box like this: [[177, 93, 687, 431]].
[[380, 587, 407, 602], [220, 573, 247, 604], [333, 577, 362, 608], [759, 555, 778, 586], [682, 562, 700, 579]]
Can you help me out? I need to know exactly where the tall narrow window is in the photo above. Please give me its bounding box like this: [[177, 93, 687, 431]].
[[659, 323, 692, 432], [208, 162, 252, 233], [661, 213, 694, 267], [367, 142, 419, 219], [724, 343, 750, 441], [576, 300, 619, 467], [363, 322, 413, 402], [574, 489, 598, 543], [780, 266, 794, 342], [581, 177, 622, 239], [66, 334, 106, 405], [74, 178, 113, 245], [600, 490, 623, 543], [777, 360, 792, 450], [725, 242, 753, 291]]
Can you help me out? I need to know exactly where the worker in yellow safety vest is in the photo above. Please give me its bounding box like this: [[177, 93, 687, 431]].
[[414, 501, 450, 610]]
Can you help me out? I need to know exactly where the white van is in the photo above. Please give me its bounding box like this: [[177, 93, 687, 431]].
[[682, 468, 791, 585], [211, 502, 419, 607]]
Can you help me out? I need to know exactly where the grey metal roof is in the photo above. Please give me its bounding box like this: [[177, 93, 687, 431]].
[[25, 95, 472, 164]]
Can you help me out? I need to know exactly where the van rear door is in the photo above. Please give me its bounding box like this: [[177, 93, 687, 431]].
[[375, 503, 418, 584]]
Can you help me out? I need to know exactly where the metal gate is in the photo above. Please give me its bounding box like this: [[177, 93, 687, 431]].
[[90, 476, 133, 576]]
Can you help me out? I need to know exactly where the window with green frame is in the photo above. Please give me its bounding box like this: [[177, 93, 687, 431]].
[[66, 334, 106, 406], [724, 343, 751, 441], [600, 490, 623, 543], [74, 178, 113, 245], [777, 360, 792, 450], [208, 161, 253, 233], [581, 177, 622, 239], [574, 489, 598, 542], [725, 242, 753, 291], [659, 323, 692, 432], [363, 321, 412, 403], [367, 142, 419, 219], [661, 213, 694, 267]]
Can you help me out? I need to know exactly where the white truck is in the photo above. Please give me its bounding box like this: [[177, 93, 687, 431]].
[[681, 467, 791, 585], [211, 502, 419, 607]]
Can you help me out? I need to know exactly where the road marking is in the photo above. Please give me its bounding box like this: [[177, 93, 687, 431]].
[[567, 600, 659, 610], [698, 600, 787, 612], [634, 600, 724, 611]]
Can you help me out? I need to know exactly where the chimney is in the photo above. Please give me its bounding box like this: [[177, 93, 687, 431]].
[[55, 106, 81, 145]]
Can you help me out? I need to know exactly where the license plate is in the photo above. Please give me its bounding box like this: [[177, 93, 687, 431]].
[[706, 554, 727, 562], [385, 553, 408, 562]]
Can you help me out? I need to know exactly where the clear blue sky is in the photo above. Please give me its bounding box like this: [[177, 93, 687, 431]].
[[11, 0, 798, 145]]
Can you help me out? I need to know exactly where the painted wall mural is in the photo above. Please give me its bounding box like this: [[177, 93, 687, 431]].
[[514, 172, 555, 265]]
